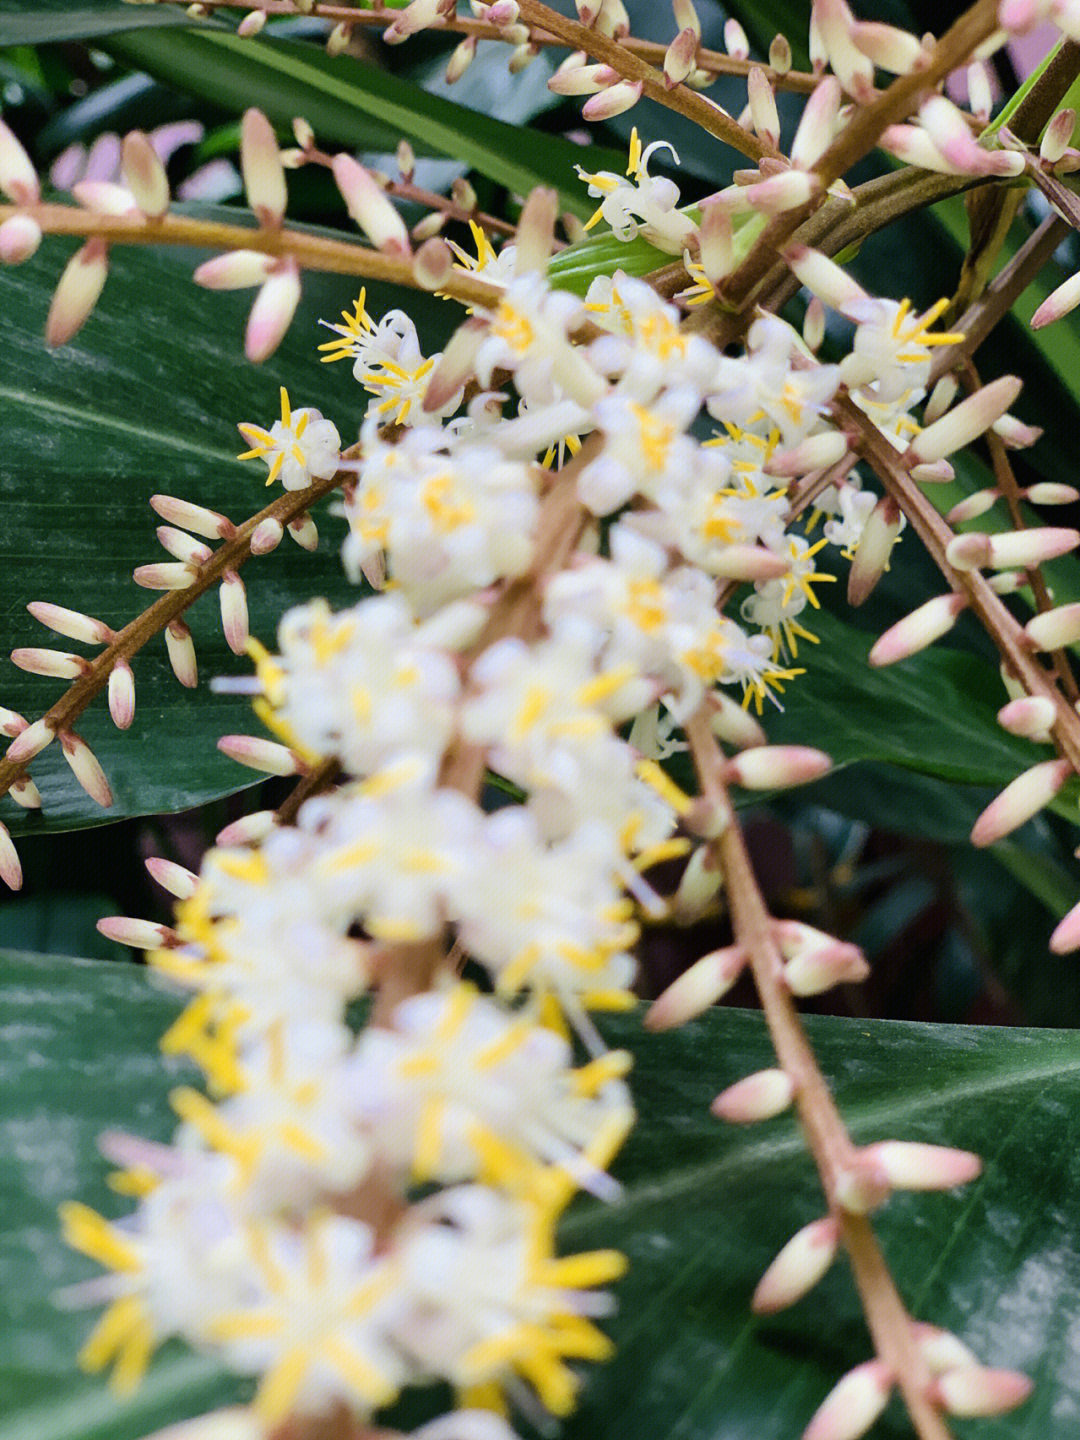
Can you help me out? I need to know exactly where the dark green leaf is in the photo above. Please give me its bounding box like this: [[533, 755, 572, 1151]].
[[0, 7, 193, 47]]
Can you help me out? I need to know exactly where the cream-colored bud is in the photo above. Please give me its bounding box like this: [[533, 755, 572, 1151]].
[[752, 1217, 838, 1313]]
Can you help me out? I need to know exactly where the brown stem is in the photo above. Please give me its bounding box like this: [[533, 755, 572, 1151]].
[[684, 710, 951, 1440], [274, 756, 341, 825]]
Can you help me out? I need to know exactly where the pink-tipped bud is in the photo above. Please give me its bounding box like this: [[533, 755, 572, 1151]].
[[1025, 481, 1078, 504], [425, 318, 484, 412], [514, 187, 558, 277], [241, 108, 286, 226], [46, 237, 109, 348], [849, 495, 902, 606], [850, 19, 926, 73], [732, 170, 819, 216], [723, 16, 749, 57], [332, 154, 410, 256], [673, 0, 701, 37], [108, 660, 136, 730], [250, 516, 284, 554], [156, 525, 212, 565], [813, 0, 875, 100], [1025, 601, 1080, 650], [145, 857, 200, 900], [696, 199, 734, 286], [971, 757, 1072, 846], [924, 374, 958, 424], [1032, 270, 1080, 329], [747, 67, 781, 147], [868, 592, 966, 667], [445, 35, 477, 83], [582, 79, 644, 121], [122, 130, 170, 217], [782, 243, 866, 311], [665, 28, 699, 87], [220, 572, 249, 655], [909, 458, 955, 483], [0, 708, 27, 739], [990, 570, 1029, 595], [548, 61, 616, 96], [150, 494, 234, 540], [246, 258, 301, 363], [803, 296, 826, 351], [165, 620, 198, 688], [287, 514, 318, 550], [861, 1140, 981, 1191], [1051, 893, 1080, 952], [645, 945, 748, 1030], [218, 734, 304, 776], [946, 488, 999, 524], [1041, 107, 1075, 165], [909, 375, 1023, 463], [133, 562, 198, 591], [770, 33, 793, 72], [396, 139, 416, 181], [766, 430, 849, 477], [193, 249, 277, 291], [727, 745, 832, 791], [326, 21, 351, 57], [997, 695, 1056, 741], [967, 60, 993, 123], [708, 545, 789, 582], [6, 717, 55, 764], [216, 810, 277, 846], [947, 526, 1079, 572], [709, 691, 767, 750], [27, 600, 111, 645], [10, 777, 42, 809], [73, 182, 135, 218], [802, 1360, 894, 1440], [11, 648, 88, 680], [97, 916, 174, 951], [752, 1216, 839, 1313], [784, 942, 870, 996], [60, 730, 113, 807], [0, 214, 42, 265], [238, 8, 268, 36], [0, 822, 22, 890], [0, 118, 40, 205], [935, 1366, 1033, 1418], [669, 846, 722, 925], [712, 1068, 795, 1124], [913, 1323, 979, 1375], [413, 236, 454, 290], [791, 76, 842, 168]]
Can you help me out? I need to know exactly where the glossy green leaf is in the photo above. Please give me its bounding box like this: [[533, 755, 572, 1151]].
[[0, 7, 192, 47], [0, 221, 455, 835], [5, 949, 1080, 1440], [105, 30, 624, 219]]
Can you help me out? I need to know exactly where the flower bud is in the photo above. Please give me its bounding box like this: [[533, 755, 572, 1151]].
[[156, 526, 212, 565], [10, 778, 42, 809], [250, 516, 284, 554], [781, 243, 866, 311], [766, 430, 848, 477], [769, 33, 793, 72], [997, 694, 1056, 741], [0, 118, 40, 204], [216, 811, 276, 846], [924, 373, 958, 423], [967, 59, 993, 122], [11, 648, 88, 680], [935, 1366, 1033, 1418], [784, 942, 870, 995], [72, 180, 139, 217], [46, 238, 109, 348], [709, 691, 767, 750], [7, 717, 56, 763], [1025, 601, 1080, 650], [245, 258, 301, 363], [326, 22, 351, 57], [241, 108, 286, 226], [752, 1217, 839, 1313], [582, 80, 644, 121], [219, 571, 249, 655], [60, 731, 113, 807], [122, 130, 170, 217], [287, 514, 318, 550], [1025, 481, 1078, 504], [1041, 107, 1075, 165], [97, 916, 174, 951], [0, 214, 42, 265], [333, 153, 411, 256], [193, 249, 277, 291], [860, 1140, 981, 1191], [108, 660, 136, 730], [237, 9, 267, 37], [150, 494, 233, 539], [708, 545, 789, 582], [445, 35, 477, 83], [0, 822, 23, 891], [867, 592, 966, 667], [712, 1068, 795, 1124], [645, 946, 748, 1030], [133, 562, 198, 591], [0, 708, 26, 739], [791, 77, 842, 168], [664, 29, 698, 88], [723, 17, 749, 58], [747, 67, 781, 147], [802, 1360, 894, 1440], [947, 526, 1079, 572], [909, 375, 1023, 462], [1032, 270, 1080, 329], [970, 757, 1073, 846], [27, 600, 111, 645], [165, 621, 198, 688], [850, 19, 926, 73], [673, 0, 701, 37], [1051, 893, 1080, 952], [912, 1323, 979, 1374], [669, 847, 722, 925], [946, 488, 999, 525], [727, 745, 832, 790], [218, 734, 304, 776], [145, 857, 199, 900]]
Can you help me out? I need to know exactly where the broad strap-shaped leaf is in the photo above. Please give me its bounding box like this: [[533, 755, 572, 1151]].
[[0, 6, 192, 47], [4, 950, 1080, 1439]]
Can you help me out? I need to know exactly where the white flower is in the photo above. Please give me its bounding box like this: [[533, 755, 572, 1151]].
[[237, 387, 341, 490], [575, 127, 697, 254]]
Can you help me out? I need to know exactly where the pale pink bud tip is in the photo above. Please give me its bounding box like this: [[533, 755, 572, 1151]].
[[752, 1217, 839, 1314], [713, 1068, 795, 1124], [997, 695, 1056, 741], [150, 494, 233, 540], [218, 735, 304, 776], [108, 661, 136, 730], [133, 562, 198, 591], [781, 244, 866, 310], [332, 153, 411, 256], [784, 942, 870, 996], [645, 945, 748, 1030], [862, 1140, 981, 1191], [97, 916, 173, 951], [868, 593, 967, 666], [1052, 895, 1080, 953], [726, 746, 832, 791], [288, 514, 318, 550], [60, 731, 113, 807], [0, 708, 26, 739], [241, 108, 287, 226], [0, 823, 22, 890], [45, 238, 109, 348], [27, 600, 111, 645], [10, 778, 41, 809], [165, 621, 198, 688], [413, 237, 454, 290], [947, 526, 1079, 572], [220, 572, 249, 655], [0, 214, 43, 265], [935, 1366, 1033, 1417], [122, 130, 170, 217], [11, 648, 88, 680], [193, 250, 276, 291], [582, 80, 644, 122], [246, 259, 301, 364], [1031, 271, 1080, 329], [1025, 602, 1080, 651], [145, 857, 199, 900], [6, 717, 56, 764], [802, 1360, 894, 1440], [910, 376, 1023, 463], [250, 517, 284, 554], [216, 811, 277, 846], [848, 498, 902, 606], [709, 692, 767, 750], [971, 757, 1073, 846], [665, 29, 698, 88], [0, 118, 40, 205]]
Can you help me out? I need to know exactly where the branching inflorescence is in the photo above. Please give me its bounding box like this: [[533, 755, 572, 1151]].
[[8, 0, 1080, 1437]]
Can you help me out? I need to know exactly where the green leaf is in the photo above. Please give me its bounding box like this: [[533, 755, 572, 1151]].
[[0, 7, 192, 47], [0, 221, 456, 835], [104, 30, 624, 219], [6, 949, 1080, 1439]]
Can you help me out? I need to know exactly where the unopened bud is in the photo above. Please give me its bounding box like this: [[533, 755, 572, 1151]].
[[122, 130, 170, 217], [909, 375, 1023, 462], [413, 236, 454, 290], [10, 778, 41, 809], [1032, 269, 1080, 329], [752, 1216, 839, 1313], [1025, 601, 1080, 650], [726, 745, 832, 791], [970, 757, 1072, 846], [784, 942, 870, 996], [766, 430, 848, 477], [218, 734, 304, 776], [724, 16, 749, 57], [46, 238, 109, 348], [241, 108, 286, 226], [220, 571, 249, 655], [769, 33, 793, 72], [848, 496, 902, 605], [967, 59, 993, 122], [326, 22, 351, 57], [0, 214, 42, 265], [157, 525, 212, 565], [946, 488, 999, 525], [97, 916, 174, 951], [250, 516, 284, 554], [747, 66, 780, 146], [1041, 107, 1075, 164], [802, 1360, 894, 1440], [0, 708, 26, 739], [292, 117, 315, 151], [0, 822, 22, 890], [997, 694, 1056, 741], [791, 76, 841, 168], [245, 258, 301, 363], [582, 79, 644, 121], [1025, 481, 1078, 504], [165, 620, 198, 688], [697, 200, 733, 285], [446, 35, 477, 83], [664, 28, 698, 87], [673, 0, 701, 37], [73, 180, 138, 216], [193, 249, 277, 290], [645, 945, 748, 1030], [150, 494, 233, 540], [861, 1140, 981, 1191], [145, 857, 200, 900], [6, 717, 55, 763], [708, 545, 788, 582], [237, 9, 267, 37], [867, 592, 966, 666], [60, 730, 113, 807], [935, 1366, 1033, 1418], [108, 660, 136, 730], [712, 1068, 795, 1124], [924, 373, 959, 423], [782, 243, 866, 310], [396, 139, 415, 181], [27, 600, 111, 645], [669, 846, 722, 924], [133, 562, 198, 591], [287, 514, 318, 550], [216, 810, 277, 846], [11, 648, 88, 680], [333, 153, 411, 256], [947, 526, 1079, 572], [912, 1324, 979, 1374], [0, 118, 40, 204], [709, 691, 767, 749], [1050, 893, 1080, 952]]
